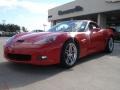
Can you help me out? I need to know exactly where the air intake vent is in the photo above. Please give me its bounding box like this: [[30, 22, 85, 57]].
[[7, 53, 31, 61], [17, 40, 24, 43]]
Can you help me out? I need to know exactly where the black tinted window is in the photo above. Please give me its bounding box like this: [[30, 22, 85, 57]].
[[78, 21, 87, 32]]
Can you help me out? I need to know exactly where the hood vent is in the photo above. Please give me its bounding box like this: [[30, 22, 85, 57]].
[[16, 40, 25, 43]]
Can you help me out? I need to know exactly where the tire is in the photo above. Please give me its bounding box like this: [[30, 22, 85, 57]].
[[60, 40, 79, 68], [105, 37, 114, 53]]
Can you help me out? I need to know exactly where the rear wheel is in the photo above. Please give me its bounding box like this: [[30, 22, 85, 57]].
[[105, 37, 114, 53], [60, 40, 78, 68]]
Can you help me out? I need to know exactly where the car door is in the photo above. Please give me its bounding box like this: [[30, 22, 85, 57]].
[[75, 21, 89, 57], [88, 22, 104, 53]]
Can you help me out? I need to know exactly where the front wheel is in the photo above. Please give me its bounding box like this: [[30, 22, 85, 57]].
[[105, 37, 114, 53], [60, 40, 78, 68]]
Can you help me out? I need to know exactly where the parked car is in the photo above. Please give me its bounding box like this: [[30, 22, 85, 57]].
[[115, 32, 120, 40], [32, 30, 44, 32], [0, 31, 2, 36], [4, 20, 114, 68], [0, 31, 18, 37], [108, 27, 120, 40]]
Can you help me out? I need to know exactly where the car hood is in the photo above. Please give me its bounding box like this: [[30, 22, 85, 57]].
[[14, 32, 65, 43]]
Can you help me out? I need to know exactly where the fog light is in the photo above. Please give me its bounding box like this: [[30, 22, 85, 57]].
[[41, 56, 47, 60], [38, 56, 47, 60]]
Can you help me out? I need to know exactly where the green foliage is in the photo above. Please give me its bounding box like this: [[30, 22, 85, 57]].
[[0, 24, 20, 32], [116, 37, 120, 41], [22, 26, 28, 32]]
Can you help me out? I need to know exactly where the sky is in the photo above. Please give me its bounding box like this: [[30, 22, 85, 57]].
[[0, 0, 74, 31]]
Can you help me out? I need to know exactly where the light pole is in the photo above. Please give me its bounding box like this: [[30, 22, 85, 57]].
[[43, 24, 47, 31]]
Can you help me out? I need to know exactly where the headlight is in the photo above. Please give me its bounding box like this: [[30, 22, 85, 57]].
[[34, 36, 57, 45]]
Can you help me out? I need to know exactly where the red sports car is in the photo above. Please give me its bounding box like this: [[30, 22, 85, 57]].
[[4, 20, 114, 68]]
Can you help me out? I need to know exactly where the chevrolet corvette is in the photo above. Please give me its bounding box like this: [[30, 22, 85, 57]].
[[4, 20, 114, 68]]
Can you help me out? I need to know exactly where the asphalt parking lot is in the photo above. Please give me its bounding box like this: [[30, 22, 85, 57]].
[[0, 37, 120, 90]]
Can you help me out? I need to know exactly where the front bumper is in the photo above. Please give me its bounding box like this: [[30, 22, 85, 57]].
[[4, 44, 62, 65]]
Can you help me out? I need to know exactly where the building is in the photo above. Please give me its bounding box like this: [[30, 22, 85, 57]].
[[48, 0, 120, 32]]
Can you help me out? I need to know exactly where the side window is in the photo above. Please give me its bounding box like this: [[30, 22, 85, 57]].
[[56, 24, 69, 32], [89, 22, 99, 30], [78, 22, 87, 32]]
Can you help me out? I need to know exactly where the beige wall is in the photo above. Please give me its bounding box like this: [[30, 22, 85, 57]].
[[48, 0, 120, 21]]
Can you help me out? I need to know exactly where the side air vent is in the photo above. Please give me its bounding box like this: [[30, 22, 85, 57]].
[[16, 40, 25, 43]]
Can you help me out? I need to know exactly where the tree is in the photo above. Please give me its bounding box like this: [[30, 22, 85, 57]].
[[0, 24, 4, 31], [0, 24, 20, 32], [22, 26, 28, 32]]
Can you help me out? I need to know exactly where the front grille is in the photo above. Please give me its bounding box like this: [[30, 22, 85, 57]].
[[7, 54, 31, 61]]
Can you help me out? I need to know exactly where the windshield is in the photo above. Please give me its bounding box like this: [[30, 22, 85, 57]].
[[48, 21, 87, 32]]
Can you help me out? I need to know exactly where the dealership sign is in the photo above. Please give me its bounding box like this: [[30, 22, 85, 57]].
[[58, 6, 83, 15], [106, 0, 120, 3]]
